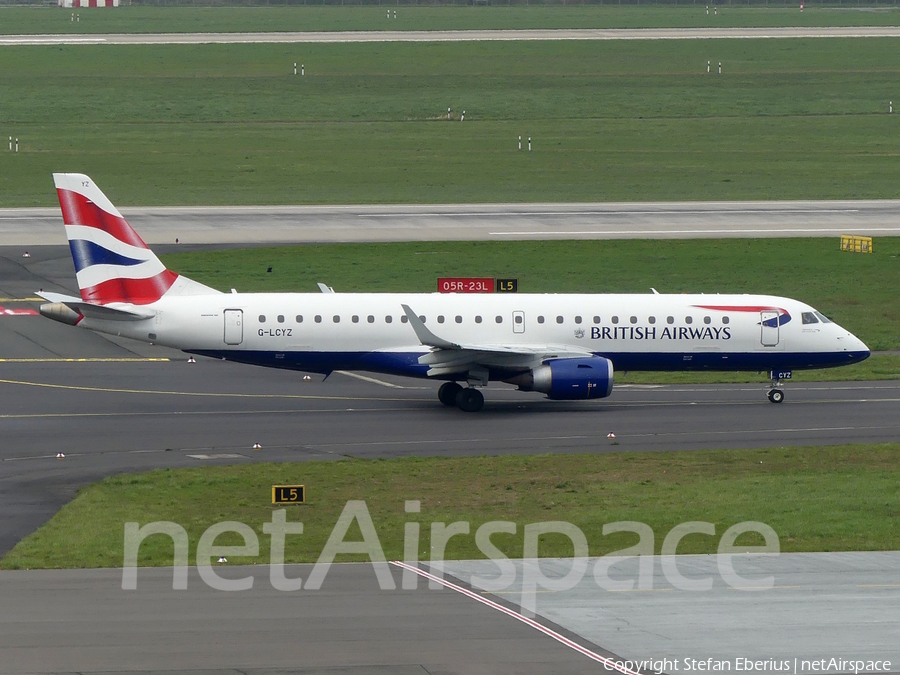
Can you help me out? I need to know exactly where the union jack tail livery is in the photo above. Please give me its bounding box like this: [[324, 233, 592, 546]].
[[53, 173, 216, 305]]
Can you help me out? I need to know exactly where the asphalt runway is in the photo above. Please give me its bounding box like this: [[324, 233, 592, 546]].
[[5, 200, 900, 247], [4, 26, 900, 46]]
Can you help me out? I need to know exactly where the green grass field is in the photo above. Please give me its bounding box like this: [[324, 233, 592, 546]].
[[4, 443, 898, 570], [2, 38, 900, 205], [161, 237, 900, 351], [2, 5, 900, 35]]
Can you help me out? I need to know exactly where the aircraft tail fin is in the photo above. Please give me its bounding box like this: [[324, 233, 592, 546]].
[[53, 173, 219, 304]]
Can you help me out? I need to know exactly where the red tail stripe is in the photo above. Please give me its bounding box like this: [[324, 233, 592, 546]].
[[80, 272, 178, 305], [57, 188, 148, 250]]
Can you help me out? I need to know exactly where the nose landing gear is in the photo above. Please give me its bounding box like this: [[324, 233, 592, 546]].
[[766, 370, 791, 403]]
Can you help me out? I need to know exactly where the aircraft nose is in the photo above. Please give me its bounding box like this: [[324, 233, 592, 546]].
[[847, 332, 870, 361]]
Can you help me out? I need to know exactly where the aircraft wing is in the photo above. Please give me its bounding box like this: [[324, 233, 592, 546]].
[[400, 304, 594, 376], [37, 291, 155, 322]]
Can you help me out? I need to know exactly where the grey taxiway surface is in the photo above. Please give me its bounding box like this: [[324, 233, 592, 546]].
[[5, 26, 900, 46], [5, 200, 900, 246]]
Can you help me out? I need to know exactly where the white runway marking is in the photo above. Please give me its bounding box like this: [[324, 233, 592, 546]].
[[390, 560, 640, 672], [334, 370, 405, 388]]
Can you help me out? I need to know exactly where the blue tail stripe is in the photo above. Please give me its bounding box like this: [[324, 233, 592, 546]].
[[69, 239, 144, 272]]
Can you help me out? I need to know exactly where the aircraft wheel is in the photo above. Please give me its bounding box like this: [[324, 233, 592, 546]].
[[456, 387, 484, 412], [438, 382, 463, 407], [767, 389, 784, 404]]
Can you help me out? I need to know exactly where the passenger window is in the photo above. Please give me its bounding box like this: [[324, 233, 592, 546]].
[[814, 311, 832, 324], [802, 312, 819, 325], [495, 316, 503, 324], [630, 316, 637, 324], [277, 315, 285, 324], [722, 316, 730, 325], [296, 315, 303, 323], [419, 315, 426, 323], [315, 315, 322, 324], [367, 315, 375, 324], [259, 315, 266, 323], [537, 316, 545, 324], [648, 316, 656, 324], [455, 315, 462, 324], [556, 316, 564, 324], [475, 316, 483, 324], [574, 316, 582, 324], [612, 316, 619, 324], [385, 316, 393, 324], [515, 315, 523, 324], [593, 316, 601, 324], [704, 316, 711, 325], [352, 315, 359, 323], [333, 315, 340, 323], [667, 316, 674, 324], [685, 316, 693, 324], [401, 315, 409, 323], [438, 315, 445, 324]]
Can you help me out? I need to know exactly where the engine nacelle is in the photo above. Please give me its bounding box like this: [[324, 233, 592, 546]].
[[39, 302, 82, 326], [507, 356, 614, 400]]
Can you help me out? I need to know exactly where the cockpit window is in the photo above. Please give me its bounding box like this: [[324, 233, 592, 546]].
[[814, 311, 833, 324], [801, 312, 819, 325]]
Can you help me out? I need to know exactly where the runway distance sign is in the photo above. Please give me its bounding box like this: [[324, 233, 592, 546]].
[[438, 277, 494, 293], [272, 485, 306, 505]]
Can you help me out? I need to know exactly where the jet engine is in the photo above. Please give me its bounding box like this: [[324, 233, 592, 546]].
[[40, 302, 82, 326], [506, 356, 614, 400]]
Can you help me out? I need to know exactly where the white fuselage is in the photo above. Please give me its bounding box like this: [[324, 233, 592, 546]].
[[77, 292, 869, 378]]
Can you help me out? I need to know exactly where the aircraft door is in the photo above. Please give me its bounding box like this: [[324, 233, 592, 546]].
[[512, 311, 525, 334], [224, 309, 243, 345], [760, 310, 779, 347]]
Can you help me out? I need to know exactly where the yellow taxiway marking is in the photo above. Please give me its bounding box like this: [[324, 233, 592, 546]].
[[857, 583, 900, 588], [0, 297, 42, 302], [0, 358, 170, 363], [0, 377, 407, 402]]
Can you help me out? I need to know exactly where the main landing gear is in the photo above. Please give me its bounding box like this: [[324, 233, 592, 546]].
[[438, 382, 484, 412], [766, 370, 791, 404]]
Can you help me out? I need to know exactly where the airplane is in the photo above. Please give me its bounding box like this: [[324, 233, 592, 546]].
[[38, 173, 870, 412]]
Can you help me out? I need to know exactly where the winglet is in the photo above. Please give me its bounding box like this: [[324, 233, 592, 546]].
[[317, 283, 335, 294], [401, 304, 458, 350]]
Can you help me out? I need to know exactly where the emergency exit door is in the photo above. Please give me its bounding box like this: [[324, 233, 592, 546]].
[[224, 309, 243, 345]]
